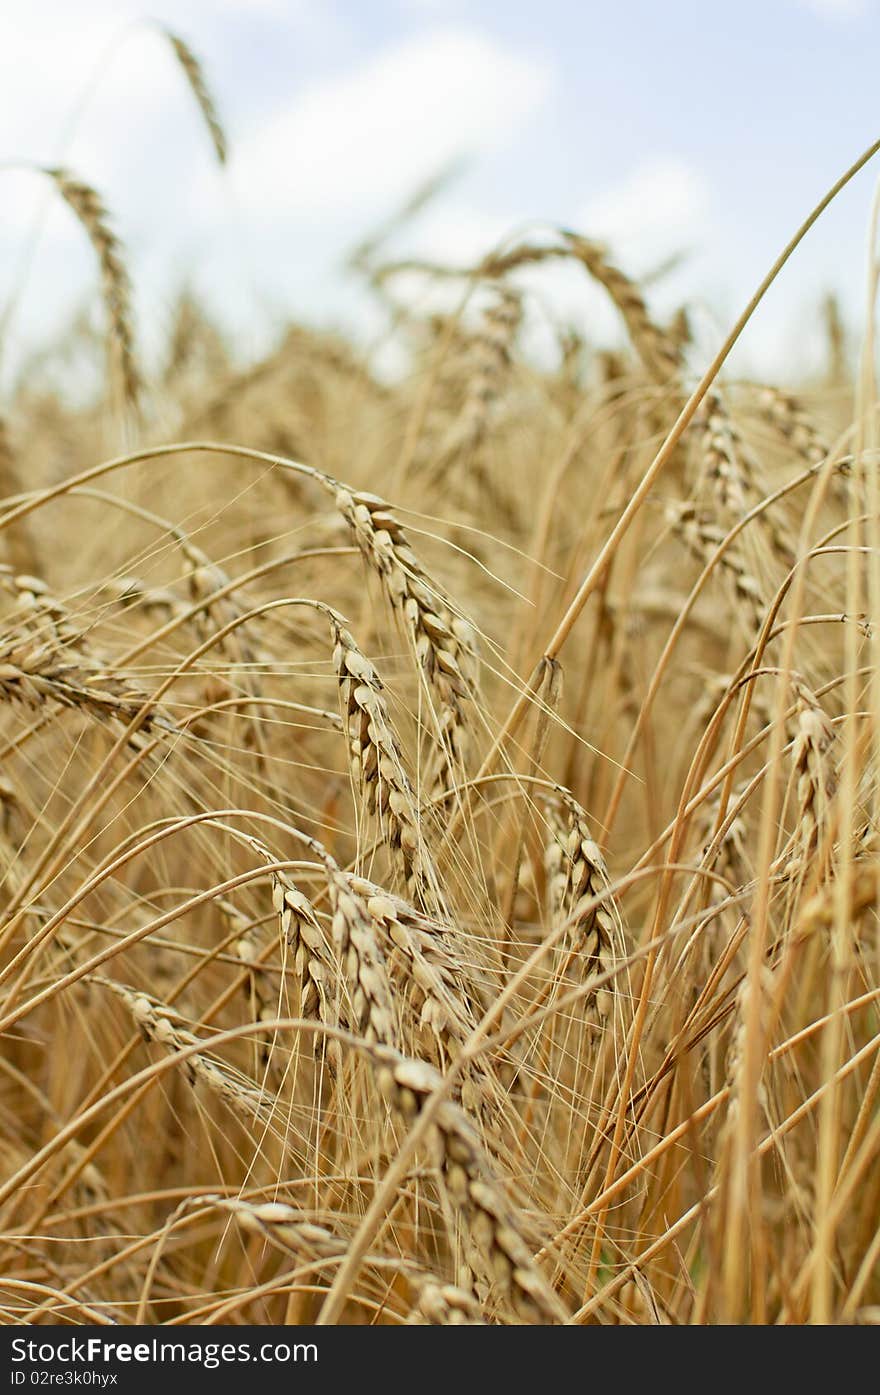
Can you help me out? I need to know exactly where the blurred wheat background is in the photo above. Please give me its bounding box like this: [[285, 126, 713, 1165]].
[[1, 2, 879, 1326]]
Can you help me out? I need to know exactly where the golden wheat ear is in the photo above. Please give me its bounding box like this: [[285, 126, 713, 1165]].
[[159, 27, 228, 167], [43, 168, 141, 415]]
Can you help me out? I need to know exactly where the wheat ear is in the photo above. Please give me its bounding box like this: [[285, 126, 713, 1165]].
[[544, 788, 623, 1019], [44, 169, 140, 413], [331, 484, 479, 796], [372, 1046, 569, 1322], [161, 28, 228, 166]]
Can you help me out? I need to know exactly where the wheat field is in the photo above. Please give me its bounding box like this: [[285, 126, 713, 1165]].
[[0, 31, 879, 1328]]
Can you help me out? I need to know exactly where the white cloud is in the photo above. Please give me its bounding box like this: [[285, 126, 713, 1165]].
[[215, 0, 314, 13], [799, 0, 870, 16], [403, 204, 515, 264], [396, 0, 465, 11], [576, 158, 712, 268], [222, 29, 551, 219]]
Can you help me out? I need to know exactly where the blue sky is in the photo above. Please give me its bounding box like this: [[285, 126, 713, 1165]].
[[2, 0, 880, 383]]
